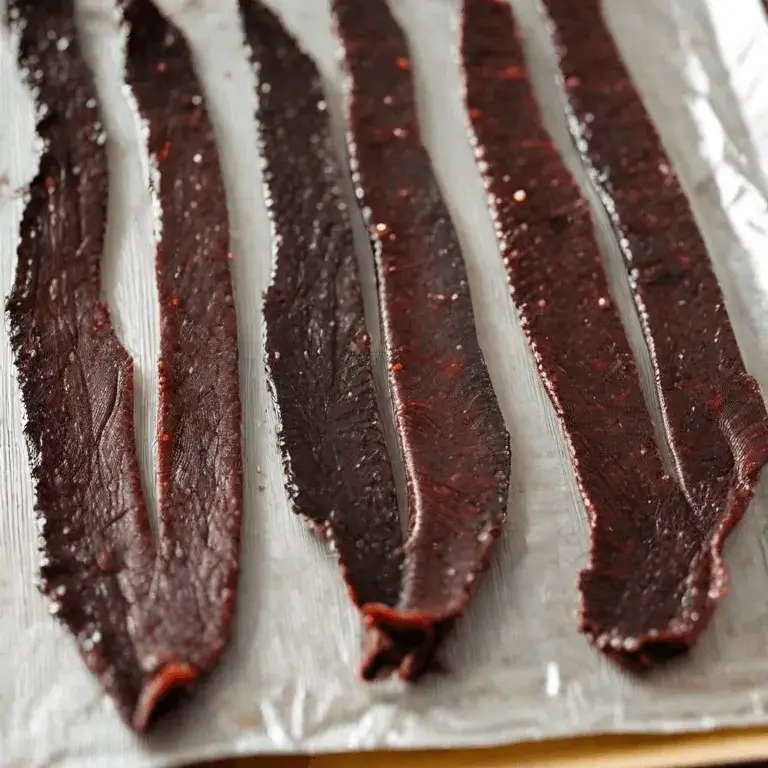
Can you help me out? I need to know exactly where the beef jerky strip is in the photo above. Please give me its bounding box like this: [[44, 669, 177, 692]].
[[5, 0, 157, 723], [545, 0, 768, 656], [240, 1, 403, 618], [122, 0, 242, 729], [461, 0, 722, 666], [333, 0, 511, 679]]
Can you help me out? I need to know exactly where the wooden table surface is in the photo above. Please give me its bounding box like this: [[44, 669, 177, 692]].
[[187, 727, 768, 768]]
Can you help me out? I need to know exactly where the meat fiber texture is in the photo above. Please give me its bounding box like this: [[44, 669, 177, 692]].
[[3, 0, 768, 765]]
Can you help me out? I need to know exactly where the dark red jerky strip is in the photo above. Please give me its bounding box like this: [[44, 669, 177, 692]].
[[5, 0, 156, 723], [240, 1, 403, 611], [461, 0, 723, 665], [333, 0, 511, 679], [546, 1, 768, 654], [122, 0, 242, 729]]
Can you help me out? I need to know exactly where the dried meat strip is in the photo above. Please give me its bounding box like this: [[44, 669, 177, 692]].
[[541, 0, 768, 657], [5, 0, 157, 723], [461, 0, 768, 663], [122, 0, 243, 728], [240, 0, 403, 615], [6, 0, 243, 729], [333, 0, 511, 679], [461, 0, 726, 665]]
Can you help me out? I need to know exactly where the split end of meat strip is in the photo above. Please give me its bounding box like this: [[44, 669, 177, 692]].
[[360, 606, 453, 681], [334, 0, 512, 680], [461, 0, 768, 669], [239, 0, 405, 668]]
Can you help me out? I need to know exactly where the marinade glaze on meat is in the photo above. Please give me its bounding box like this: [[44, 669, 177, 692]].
[[461, 0, 714, 665], [463, 0, 768, 664], [6, 0, 157, 723], [122, 0, 243, 728], [240, 0, 403, 617], [6, 0, 243, 729], [542, 0, 768, 656], [334, 0, 511, 679]]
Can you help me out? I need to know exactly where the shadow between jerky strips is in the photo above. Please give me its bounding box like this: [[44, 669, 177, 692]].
[[462, 0, 768, 666], [541, 0, 768, 659], [241, 1, 403, 623], [333, 0, 511, 679], [5, 0, 242, 729]]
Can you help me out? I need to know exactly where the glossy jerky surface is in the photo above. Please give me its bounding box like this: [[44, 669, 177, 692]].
[[123, 0, 243, 728], [6, 0, 242, 731], [334, 0, 511, 679], [544, 0, 768, 657], [461, 0, 723, 665], [5, 0, 157, 725], [242, 0, 402, 610]]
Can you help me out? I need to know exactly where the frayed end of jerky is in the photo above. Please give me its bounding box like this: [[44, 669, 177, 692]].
[[359, 604, 448, 681], [132, 661, 198, 731], [578, 560, 719, 672], [577, 485, 752, 672], [582, 620, 697, 671]]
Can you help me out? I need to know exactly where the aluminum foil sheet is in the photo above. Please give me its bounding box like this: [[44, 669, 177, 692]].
[[3, 0, 768, 765]]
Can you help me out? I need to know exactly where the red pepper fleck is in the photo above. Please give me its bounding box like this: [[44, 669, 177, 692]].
[[391, 361, 404, 372], [395, 56, 411, 71], [708, 393, 724, 412], [97, 549, 116, 573], [501, 64, 525, 79]]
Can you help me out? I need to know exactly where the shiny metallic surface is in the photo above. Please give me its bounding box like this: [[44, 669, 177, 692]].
[[2, 0, 768, 764]]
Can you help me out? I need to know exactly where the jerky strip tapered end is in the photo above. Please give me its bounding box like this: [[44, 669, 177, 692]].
[[334, 0, 511, 680]]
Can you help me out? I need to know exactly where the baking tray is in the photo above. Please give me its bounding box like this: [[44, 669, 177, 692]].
[[4, 0, 768, 765]]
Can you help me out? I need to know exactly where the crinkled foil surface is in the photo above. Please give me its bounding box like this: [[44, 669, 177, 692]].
[[3, 0, 768, 765]]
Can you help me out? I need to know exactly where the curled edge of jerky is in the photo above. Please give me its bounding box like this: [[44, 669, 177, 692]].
[[132, 662, 199, 731], [360, 606, 453, 681]]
